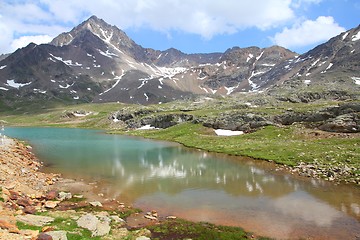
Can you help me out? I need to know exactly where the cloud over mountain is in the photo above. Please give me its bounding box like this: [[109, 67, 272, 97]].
[[272, 16, 346, 48]]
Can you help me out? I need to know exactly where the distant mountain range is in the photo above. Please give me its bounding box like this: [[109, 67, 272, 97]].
[[0, 16, 359, 107]]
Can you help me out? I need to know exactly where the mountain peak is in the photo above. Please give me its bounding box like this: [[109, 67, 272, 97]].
[[79, 15, 110, 32], [50, 15, 134, 49]]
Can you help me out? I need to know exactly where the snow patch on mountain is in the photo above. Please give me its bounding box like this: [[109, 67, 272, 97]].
[[59, 83, 74, 89], [33, 89, 47, 94], [0, 65, 7, 70], [99, 70, 125, 95], [49, 54, 82, 66], [224, 86, 237, 95], [352, 77, 360, 85], [326, 63, 334, 70], [154, 66, 187, 79], [256, 51, 264, 61], [138, 80, 147, 89], [352, 31, 360, 41], [98, 49, 118, 58], [246, 54, 254, 62], [261, 63, 275, 67], [6, 80, 32, 89], [311, 58, 321, 68], [144, 93, 149, 101]]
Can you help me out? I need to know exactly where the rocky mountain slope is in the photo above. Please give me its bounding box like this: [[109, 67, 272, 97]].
[[0, 16, 359, 107], [267, 25, 360, 102]]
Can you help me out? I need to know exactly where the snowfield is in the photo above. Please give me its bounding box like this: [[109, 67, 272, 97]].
[[214, 129, 244, 136]]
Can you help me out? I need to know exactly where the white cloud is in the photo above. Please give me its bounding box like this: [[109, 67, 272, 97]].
[[0, 0, 297, 53], [11, 35, 54, 50], [272, 16, 346, 49], [0, 0, 340, 54], [38, 0, 295, 38]]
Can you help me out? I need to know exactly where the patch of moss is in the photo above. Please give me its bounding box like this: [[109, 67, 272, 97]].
[[16, 221, 42, 231], [0, 188, 4, 202], [148, 219, 272, 240]]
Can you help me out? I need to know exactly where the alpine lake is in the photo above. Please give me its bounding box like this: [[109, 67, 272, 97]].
[[4, 127, 360, 239]]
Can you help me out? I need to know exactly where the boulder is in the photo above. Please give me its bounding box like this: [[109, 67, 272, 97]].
[[44, 201, 60, 209], [57, 192, 72, 201], [45, 230, 68, 240], [77, 214, 98, 231], [202, 112, 272, 131], [16, 214, 54, 227], [76, 213, 110, 237], [319, 113, 360, 133], [45, 190, 58, 200], [23, 205, 37, 214], [37, 233, 53, 240]]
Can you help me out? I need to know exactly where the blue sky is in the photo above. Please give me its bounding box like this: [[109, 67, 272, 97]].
[[0, 0, 359, 55]]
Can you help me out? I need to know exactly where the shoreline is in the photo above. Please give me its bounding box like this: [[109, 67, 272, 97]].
[[0, 137, 267, 240], [0, 137, 149, 239]]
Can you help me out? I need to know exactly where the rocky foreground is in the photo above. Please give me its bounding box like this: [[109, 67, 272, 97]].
[[0, 138, 168, 240]]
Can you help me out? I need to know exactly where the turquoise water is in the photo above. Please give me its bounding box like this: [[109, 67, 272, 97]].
[[4, 127, 360, 239]]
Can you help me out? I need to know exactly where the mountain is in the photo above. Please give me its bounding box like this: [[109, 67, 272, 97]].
[[0, 16, 359, 108], [266, 25, 360, 101]]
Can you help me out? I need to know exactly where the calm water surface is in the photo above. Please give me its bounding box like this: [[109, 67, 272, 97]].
[[4, 127, 360, 239]]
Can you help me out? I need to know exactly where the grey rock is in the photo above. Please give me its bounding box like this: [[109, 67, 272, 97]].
[[16, 214, 54, 226], [319, 113, 360, 133], [76, 213, 111, 237], [110, 215, 126, 224], [46, 231, 68, 240], [58, 192, 72, 201], [136, 237, 151, 240], [77, 213, 98, 231]]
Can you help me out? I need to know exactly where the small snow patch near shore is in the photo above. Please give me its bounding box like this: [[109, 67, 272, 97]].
[[137, 125, 158, 130], [214, 129, 244, 136]]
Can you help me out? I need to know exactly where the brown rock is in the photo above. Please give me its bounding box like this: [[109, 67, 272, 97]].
[[8, 190, 20, 200], [0, 219, 20, 233], [41, 226, 55, 232], [45, 190, 57, 200], [37, 232, 53, 240], [23, 205, 37, 214], [17, 197, 32, 207]]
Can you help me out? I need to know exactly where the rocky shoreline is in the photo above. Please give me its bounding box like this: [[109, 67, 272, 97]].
[[0, 138, 166, 240]]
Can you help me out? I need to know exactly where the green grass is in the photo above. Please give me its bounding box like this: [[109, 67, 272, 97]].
[[123, 123, 360, 168], [16, 221, 42, 231], [16, 216, 101, 240], [0, 188, 4, 202]]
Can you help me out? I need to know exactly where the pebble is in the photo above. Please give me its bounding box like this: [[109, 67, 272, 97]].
[[89, 201, 103, 207], [44, 201, 60, 209]]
